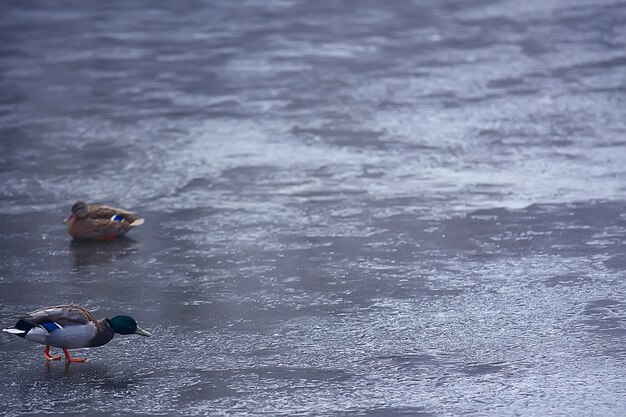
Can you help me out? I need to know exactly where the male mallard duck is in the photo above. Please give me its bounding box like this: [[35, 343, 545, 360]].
[[64, 201, 145, 240], [2, 305, 150, 362]]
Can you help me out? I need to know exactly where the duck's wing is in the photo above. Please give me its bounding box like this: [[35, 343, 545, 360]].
[[88, 204, 143, 225], [73, 217, 134, 239], [21, 305, 96, 327]]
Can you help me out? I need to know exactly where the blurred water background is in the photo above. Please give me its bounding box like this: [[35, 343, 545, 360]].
[[1, 0, 626, 415]]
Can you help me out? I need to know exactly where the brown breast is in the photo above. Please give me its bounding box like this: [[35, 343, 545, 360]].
[[88, 319, 116, 347]]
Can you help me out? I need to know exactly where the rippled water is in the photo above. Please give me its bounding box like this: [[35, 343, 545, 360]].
[[1, 0, 626, 415]]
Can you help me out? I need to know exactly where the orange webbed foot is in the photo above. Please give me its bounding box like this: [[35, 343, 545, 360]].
[[45, 354, 61, 361], [43, 345, 61, 361], [62, 347, 86, 363]]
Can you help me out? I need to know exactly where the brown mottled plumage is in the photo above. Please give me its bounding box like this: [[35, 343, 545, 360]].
[[64, 201, 145, 240]]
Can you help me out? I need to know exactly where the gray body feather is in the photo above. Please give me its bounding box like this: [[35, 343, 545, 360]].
[[8, 305, 115, 348]]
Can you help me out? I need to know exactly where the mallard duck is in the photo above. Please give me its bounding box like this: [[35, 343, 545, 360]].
[[2, 305, 150, 362], [64, 201, 145, 240]]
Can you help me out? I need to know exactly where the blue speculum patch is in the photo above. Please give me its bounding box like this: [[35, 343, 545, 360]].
[[111, 214, 124, 221], [40, 322, 60, 332]]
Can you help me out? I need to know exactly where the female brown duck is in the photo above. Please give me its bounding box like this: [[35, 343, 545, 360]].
[[64, 201, 145, 240]]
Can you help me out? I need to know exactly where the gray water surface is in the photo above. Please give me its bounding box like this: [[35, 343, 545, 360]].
[[1, 0, 626, 416]]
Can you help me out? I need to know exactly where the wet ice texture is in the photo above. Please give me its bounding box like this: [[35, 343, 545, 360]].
[[1, 0, 626, 416]]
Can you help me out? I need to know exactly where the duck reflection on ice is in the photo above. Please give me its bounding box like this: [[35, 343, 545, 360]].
[[41, 361, 141, 391], [69, 237, 139, 270]]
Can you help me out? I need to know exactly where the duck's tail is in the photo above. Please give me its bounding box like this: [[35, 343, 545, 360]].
[[130, 218, 145, 227], [2, 319, 34, 338]]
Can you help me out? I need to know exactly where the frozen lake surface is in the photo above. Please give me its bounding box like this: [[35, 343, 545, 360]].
[[1, 0, 626, 415]]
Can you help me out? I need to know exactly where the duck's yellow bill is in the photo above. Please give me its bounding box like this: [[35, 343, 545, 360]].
[[135, 327, 151, 337]]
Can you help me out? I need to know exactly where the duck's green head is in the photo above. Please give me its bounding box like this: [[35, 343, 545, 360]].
[[108, 315, 151, 336]]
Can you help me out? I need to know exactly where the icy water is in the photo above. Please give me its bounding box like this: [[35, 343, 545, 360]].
[[1, 0, 626, 415]]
